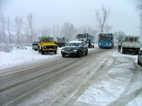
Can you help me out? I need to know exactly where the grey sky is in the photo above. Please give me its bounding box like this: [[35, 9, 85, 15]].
[[0, 0, 141, 35]]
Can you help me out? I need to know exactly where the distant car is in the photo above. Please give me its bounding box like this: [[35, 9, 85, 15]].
[[61, 41, 88, 57], [32, 41, 39, 51], [138, 46, 142, 66]]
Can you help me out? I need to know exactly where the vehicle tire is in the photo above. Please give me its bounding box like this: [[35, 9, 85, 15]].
[[138, 60, 140, 65], [41, 51, 44, 55], [39, 49, 41, 53], [41, 49, 44, 55], [85, 50, 88, 55], [122, 47, 125, 54], [62, 54, 65, 57], [54, 50, 57, 54], [137, 57, 140, 65]]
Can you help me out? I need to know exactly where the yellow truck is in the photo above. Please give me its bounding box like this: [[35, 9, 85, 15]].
[[38, 37, 58, 54]]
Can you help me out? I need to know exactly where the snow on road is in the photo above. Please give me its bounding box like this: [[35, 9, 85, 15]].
[[0, 45, 142, 106], [75, 51, 142, 106]]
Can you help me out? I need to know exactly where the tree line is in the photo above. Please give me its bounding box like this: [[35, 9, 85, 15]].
[[0, 13, 99, 46], [0, 6, 129, 52]]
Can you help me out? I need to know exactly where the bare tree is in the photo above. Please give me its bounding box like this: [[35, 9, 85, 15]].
[[0, 13, 7, 44], [26, 13, 34, 43], [7, 17, 12, 45], [14, 16, 23, 45], [41, 26, 49, 37], [95, 6, 112, 32], [52, 25, 60, 38], [60, 22, 77, 40]]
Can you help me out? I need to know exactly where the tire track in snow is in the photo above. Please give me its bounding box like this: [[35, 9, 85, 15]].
[[107, 86, 142, 106], [50, 49, 116, 106], [67, 54, 117, 106], [107, 58, 141, 106], [0, 49, 108, 106]]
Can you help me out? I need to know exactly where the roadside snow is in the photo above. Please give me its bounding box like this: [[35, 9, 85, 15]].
[[0, 45, 97, 70], [0, 46, 61, 70]]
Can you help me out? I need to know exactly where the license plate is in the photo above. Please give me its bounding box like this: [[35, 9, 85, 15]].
[[49, 48, 52, 50]]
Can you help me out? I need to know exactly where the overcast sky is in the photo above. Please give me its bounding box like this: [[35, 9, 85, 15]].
[[0, 0, 141, 35]]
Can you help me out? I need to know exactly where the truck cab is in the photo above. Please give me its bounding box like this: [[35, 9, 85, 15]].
[[38, 37, 58, 54]]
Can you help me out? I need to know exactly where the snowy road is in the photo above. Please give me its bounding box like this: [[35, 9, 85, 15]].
[[0, 45, 142, 106]]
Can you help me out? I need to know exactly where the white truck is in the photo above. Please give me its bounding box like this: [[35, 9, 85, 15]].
[[119, 36, 141, 55]]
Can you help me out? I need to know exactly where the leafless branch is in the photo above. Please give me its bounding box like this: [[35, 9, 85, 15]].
[[95, 6, 111, 32], [26, 13, 34, 43]]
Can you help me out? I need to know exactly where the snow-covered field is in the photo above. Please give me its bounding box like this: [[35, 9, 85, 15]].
[[0, 45, 142, 106], [0, 46, 62, 70]]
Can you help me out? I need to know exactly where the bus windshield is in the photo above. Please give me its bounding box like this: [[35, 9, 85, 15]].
[[99, 34, 113, 41]]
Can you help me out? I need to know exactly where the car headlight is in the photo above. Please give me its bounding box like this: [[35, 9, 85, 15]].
[[91, 43, 94, 45], [73, 50, 78, 52], [61, 49, 65, 52]]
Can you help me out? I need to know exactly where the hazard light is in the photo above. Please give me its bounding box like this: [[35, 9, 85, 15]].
[[101, 34, 105, 36]]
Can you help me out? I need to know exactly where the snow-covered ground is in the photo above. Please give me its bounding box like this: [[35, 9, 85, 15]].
[[0, 45, 97, 70], [0, 46, 62, 70], [0, 45, 142, 106], [75, 51, 142, 106]]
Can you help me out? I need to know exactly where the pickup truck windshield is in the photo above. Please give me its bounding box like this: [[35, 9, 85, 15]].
[[42, 39, 53, 42]]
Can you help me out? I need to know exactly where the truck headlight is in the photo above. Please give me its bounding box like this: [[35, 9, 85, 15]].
[[109, 43, 112, 45], [99, 43, 101, 45]]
